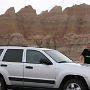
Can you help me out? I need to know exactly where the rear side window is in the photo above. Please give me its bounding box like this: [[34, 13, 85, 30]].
[[2, 49, 23, 62], [0, 49, 3, 55]]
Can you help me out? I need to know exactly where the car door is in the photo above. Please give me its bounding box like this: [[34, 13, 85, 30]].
[[0, 48, 24, 86], [24, 49, 56, 88]]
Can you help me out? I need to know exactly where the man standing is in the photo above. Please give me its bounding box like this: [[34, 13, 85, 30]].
[[79, 43, 90, 64]]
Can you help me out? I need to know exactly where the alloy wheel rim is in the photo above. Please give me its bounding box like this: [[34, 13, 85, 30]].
[[66, 83, 81, 90], [0, 83, 1, 90]]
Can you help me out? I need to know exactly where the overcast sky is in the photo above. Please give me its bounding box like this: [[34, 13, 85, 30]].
[[0, 0, 90, 15]]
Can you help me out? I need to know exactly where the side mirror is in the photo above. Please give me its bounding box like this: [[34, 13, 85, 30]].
[[40, 59, 53, 65]]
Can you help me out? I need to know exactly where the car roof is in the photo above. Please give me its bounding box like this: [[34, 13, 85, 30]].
[[27, 47, 52, 50], [0, 46, 52, 51]]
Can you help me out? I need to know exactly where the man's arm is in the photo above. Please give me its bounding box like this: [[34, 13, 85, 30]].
[[79, 55, 84, 63]]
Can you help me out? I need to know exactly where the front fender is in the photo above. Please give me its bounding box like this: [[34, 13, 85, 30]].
[[54, 69, 87, 88]]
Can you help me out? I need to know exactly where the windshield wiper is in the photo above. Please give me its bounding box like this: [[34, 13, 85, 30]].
[[58, 61, 68, 63]]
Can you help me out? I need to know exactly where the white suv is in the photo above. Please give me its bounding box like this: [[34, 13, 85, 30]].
[[0, 46, 90, 90]]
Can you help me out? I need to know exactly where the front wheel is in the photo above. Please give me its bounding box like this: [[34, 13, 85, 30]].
[[0, 77, 6, 90], [63, 79, 87, 90]]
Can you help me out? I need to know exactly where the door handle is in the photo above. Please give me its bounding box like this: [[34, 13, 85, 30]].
[[1, 64, 7, 67], [25, 66, 33, 69]]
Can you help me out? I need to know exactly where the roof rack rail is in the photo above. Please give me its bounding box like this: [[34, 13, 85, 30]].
[[0, 45, 28, 47], [37, 46, 43, 48]]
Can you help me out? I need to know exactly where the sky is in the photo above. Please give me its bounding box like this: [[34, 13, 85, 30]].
[[0, 0, 90, 15]]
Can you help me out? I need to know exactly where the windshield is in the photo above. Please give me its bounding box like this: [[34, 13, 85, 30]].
[[44, 50, 73, 63]]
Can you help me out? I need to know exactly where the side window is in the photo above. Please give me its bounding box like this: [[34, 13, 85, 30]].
[[26, 50, 48, 64], [0, 49, 3, 55], [2, 49, 23, 62]]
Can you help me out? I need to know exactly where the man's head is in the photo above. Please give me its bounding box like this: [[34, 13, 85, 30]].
[[87, 43, 90, 50]]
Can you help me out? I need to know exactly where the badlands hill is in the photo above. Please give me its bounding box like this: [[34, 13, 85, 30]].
[[0, 3, 90, 61]]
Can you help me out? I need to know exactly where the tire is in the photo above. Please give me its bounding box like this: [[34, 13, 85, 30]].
[[63, 79, 86, 90], [0, 77, 6, 90]]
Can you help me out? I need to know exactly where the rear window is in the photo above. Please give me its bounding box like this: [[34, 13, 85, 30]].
[[2, 49, 23, 62]]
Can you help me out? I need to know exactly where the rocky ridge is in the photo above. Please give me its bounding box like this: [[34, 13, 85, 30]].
[[0, 4, 90, 61]]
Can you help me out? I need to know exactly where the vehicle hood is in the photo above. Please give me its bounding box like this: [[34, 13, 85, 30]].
[[56, 62, 90, 69], [56, 62, 90, 77]]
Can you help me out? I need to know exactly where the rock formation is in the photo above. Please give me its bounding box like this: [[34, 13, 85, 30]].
[[0, 3, 90, 61]]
